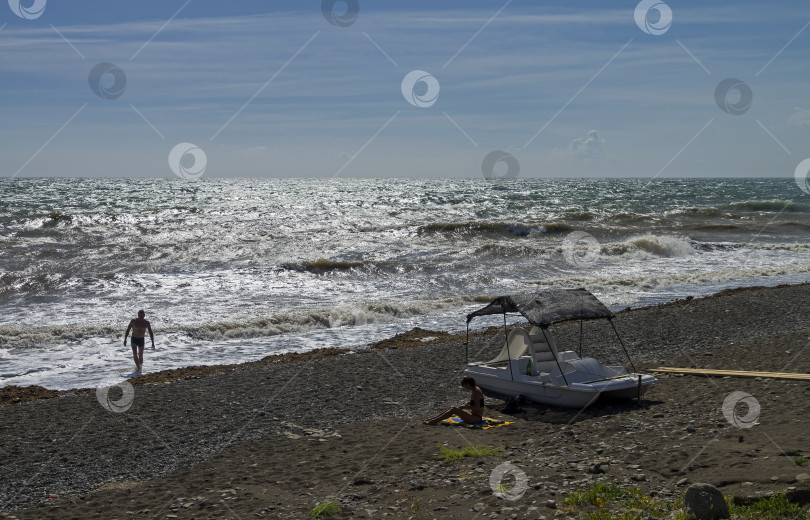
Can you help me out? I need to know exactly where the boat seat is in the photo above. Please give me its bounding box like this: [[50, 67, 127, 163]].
[[484, 327, 569, 375], [529, 326, 560, 365], [560, 357, 605, 377], [486, 328, 532, 364]]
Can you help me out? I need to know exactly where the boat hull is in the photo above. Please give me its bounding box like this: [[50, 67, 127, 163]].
[[464, 366, 656, 409]]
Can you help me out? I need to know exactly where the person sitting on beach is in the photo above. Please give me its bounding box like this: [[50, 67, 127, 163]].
[[124, 310, 155, 370], [423, 376, 485, 425]]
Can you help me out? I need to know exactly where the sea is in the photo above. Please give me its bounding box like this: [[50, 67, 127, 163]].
[[1, 177, 809, 390]]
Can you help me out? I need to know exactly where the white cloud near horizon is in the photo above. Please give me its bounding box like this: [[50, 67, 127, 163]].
[[566, 130, 606, 160], [787, 108, 810, 127]]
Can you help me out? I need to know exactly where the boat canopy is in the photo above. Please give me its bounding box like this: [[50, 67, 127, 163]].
[[466, 288, 613, 328]]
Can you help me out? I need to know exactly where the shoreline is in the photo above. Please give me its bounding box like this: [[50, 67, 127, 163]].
[[1, 281, 809, 517], [2, 281, 808, 407]]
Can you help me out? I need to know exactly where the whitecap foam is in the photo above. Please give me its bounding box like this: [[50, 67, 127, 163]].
[[619, 234, 696, 258]]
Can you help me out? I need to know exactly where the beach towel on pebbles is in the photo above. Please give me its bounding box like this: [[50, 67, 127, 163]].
[[441, 416, 513, 429]]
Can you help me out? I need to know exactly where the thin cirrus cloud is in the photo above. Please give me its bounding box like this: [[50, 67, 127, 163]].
[[0, 2, 808, 178]]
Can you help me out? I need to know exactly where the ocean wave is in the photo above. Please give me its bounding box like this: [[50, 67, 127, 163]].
[[747, 242, 810, 251], [668, 206, 730, 218], [559, 210, 599, 221], [465, 232, 698, 265], [0, 324, 118, 350], [540, 222, 575, 234], [690, 223, 744, 232], [532, 263, 810, 307], [283, 258, 400, 275], [473, 243, 547, 259], [416, 221, 568, 237], [0, 272, 74, 295], [25, 211, 110, 230], [769, 221, 810, 234], [14, 208, 189, 233], [672, 220, 810, 236], [601, 235, 696, 259], [723, 200, 808, 213], [301, 258, 373, 274], [41, 211, 73, 227], [0, 298, 476, 349], [684, 242, 810, 253], [659, 204, 810, 230], [609, 212, 654, 224]]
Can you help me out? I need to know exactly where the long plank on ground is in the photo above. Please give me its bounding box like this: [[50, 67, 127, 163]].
[[651, 367, 810, 381]]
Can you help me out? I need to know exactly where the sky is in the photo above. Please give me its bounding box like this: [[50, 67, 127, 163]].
[[1, 0, 809, 179]]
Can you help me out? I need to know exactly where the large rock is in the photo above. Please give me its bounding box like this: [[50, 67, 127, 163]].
[[785, 487, 810, 506], [683, 483, 729, 519]]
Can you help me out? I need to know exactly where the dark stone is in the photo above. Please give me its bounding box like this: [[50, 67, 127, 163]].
[[683, 483, 729, 519], [785, 488, 810, 506], [587, 462, 606, 474]]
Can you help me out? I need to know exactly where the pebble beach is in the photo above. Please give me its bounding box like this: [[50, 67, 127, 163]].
[[2, 283, 810, 518]]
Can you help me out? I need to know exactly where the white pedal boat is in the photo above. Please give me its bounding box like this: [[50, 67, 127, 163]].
[[463, 289, 657, 409]]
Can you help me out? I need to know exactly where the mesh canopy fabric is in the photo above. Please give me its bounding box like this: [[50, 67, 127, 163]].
[[466, 288, 613, 327]]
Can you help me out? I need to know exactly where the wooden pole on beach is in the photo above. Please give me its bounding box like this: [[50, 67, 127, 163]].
[[650, 367, 810, 380]]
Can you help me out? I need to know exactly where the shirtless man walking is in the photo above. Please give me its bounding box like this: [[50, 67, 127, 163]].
[[124, 310, 155, 370]]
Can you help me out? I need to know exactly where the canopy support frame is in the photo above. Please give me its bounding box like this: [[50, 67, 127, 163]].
[[504, 313, 514, 381], [609, 319, 636, 373], [465, 322, 469, 365], [541, 326, 570, 387]]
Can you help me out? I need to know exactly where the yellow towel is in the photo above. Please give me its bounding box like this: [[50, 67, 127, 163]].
[[440, 416, 513, 429]]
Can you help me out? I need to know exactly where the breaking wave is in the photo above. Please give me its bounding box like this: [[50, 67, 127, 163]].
[[603, 235, 696, 258], [723, 200, 807, 212], [416, 221, 572, 237], [0, 297, 476, 349]]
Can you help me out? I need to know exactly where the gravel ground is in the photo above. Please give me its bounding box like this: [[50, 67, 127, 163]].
[[1, 283, 809, 512]]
